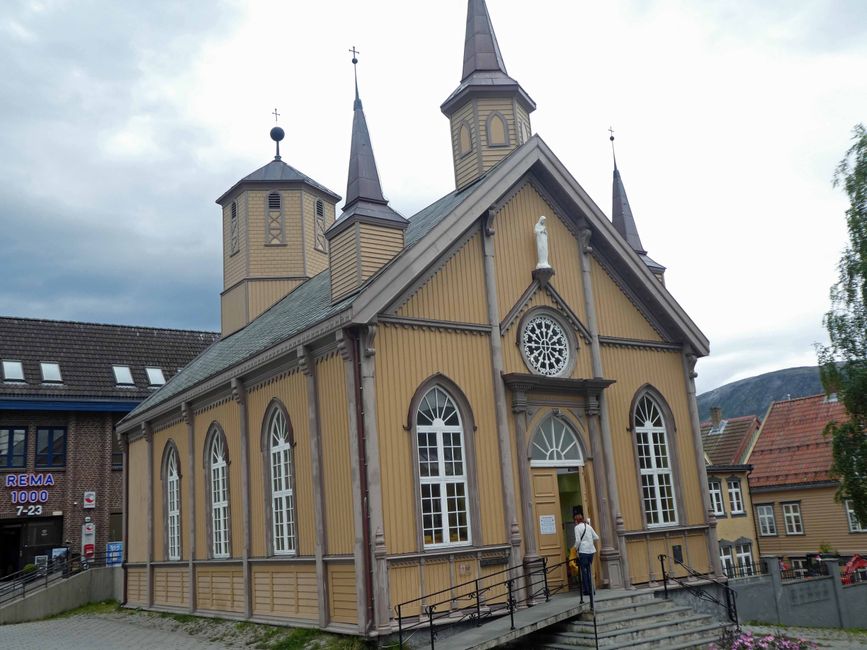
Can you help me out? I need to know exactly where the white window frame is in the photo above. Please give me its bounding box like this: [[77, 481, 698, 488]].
[[634, 395, 678, 527], [146, 367, 165, 386], [210, 434, 229, 558], [416, 387, 471, 549], [269, 408, 297, 555], [166, 448, 181, 561], [756, 504, 777, 536], [113, 365, 134, 386], [727, 479, 744, 514], [2, 360, 24, 382], [736, 543, 754, 575], [846, 500, 866, 533], [783, 502, 803, 535], [708, 479, 725, 516], [40, 362, 62, 383], [719, 544, 734, 575]]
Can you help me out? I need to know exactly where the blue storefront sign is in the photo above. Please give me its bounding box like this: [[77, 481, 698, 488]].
[[106, 541, 123, 566]]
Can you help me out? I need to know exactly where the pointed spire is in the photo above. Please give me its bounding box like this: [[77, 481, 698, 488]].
[[462, 0, 508, 80], [345, 49, 387, 209]]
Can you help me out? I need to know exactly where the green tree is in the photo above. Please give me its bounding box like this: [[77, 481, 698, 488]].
[[818, 123, 867, 525]]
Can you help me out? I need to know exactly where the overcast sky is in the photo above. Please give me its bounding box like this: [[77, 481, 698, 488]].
[[1, 1, 865, 394]]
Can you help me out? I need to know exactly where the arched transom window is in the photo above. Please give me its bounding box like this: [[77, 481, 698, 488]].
[[269, 408, 296, 555], [634, 395, 677, 526], [166, 447, 181, 561], [530, 415, 583, 467], [416, 386, 470, 547], [209, 433, 229, 558]]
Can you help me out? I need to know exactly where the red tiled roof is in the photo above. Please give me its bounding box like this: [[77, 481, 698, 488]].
[[700, 414, 760, 466], [747, 394, 848, 488]]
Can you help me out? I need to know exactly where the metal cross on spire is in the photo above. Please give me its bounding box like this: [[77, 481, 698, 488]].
[[349, 46, 361, 107], [272, 108, 280, 122], [609, 126, 618, 170]]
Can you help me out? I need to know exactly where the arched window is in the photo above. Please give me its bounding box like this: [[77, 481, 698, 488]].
[[416, 386, 470, 547], [458, 121, 473, 156], [486, 112, 508, 147], [208, 428, 230, 558], [268, 406, 296, 554], [633, 394, 677, 526], [530, 415, 583, 467], [162, 442, 181, 561]]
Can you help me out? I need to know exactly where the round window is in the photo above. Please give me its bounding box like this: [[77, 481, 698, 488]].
[[520, 313, 571, 376]]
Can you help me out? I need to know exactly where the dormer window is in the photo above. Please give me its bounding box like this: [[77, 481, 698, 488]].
[[40, 362, 62, 383], [146, 367, 166, 387], [113, 365, 135, 386], [2, 360, 24, 382]]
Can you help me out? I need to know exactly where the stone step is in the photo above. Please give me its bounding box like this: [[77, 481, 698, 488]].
[[604, 621, 730, 649], [566, 603, 694, 630], [541, 614, 716, 647], [538, 629, 725, 650]]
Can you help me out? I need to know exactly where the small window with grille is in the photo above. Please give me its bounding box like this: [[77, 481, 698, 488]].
[[314, 199, 327, 252]]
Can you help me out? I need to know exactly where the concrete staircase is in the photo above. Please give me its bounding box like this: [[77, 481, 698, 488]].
[[528, 591, 731, 649]]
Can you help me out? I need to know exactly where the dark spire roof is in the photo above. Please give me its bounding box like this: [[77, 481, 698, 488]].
[[329, 56, 405, 238], [441, 0, 535, 115], [610, 138, 665, 275]]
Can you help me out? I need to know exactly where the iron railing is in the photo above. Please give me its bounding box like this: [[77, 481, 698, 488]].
[[658, 553, 739, 629], [722, 561, 761, 580], [394, 555, 593, 649], [0, 550, 118, 607]]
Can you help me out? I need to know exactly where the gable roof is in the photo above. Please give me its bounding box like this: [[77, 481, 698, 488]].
[[747, 393, 847, 488], [0, 316, 218, 404], [700, 414, 760, 466]]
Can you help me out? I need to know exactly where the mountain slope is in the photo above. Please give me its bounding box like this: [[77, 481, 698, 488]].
[[697, 366, 823, 421]]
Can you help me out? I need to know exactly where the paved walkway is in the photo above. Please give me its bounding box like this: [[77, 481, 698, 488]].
[[0, 615, 232, 650]]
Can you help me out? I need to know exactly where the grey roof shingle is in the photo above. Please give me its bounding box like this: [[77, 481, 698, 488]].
[[0, 317, 218, 401], [215, 159, 341, 204]]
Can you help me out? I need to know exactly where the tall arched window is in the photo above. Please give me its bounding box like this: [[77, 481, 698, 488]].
[[165, 445, 181, 561], [486, 112, 508, 147], [416, 386, 470, 547], [209, 429, 230, 558], [633, 394, 677, 526], [268, 406, 296, 554]]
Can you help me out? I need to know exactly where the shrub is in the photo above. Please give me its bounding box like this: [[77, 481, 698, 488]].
[[712, 630, 817, 650]]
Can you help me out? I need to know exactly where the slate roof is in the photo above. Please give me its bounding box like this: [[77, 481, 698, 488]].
[[0, 317, 218, 402], [215, 159, 341, 204], [700, 414, 760, 466], [124, 184, 470, 421], [747, 394, 847, 488]]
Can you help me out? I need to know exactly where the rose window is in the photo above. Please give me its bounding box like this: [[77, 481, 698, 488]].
[[521, 314, 570, 376]]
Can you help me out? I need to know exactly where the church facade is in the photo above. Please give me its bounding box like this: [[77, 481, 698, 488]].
[[118, 0, 719, 637]]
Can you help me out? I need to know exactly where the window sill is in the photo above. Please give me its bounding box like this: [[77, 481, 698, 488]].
[[731, 512, 747, 518], [264, 243, 287, 247]]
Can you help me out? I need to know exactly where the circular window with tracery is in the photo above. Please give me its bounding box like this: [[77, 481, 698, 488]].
[[520, 312, 572, 377]]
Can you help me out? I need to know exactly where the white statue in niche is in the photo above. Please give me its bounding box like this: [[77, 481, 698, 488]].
[[535, 215, 551, 269]]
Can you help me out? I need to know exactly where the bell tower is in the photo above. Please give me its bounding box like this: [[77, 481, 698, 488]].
[[441, 0, 536, 190]]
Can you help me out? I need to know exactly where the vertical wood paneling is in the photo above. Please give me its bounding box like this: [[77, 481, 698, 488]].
[[220, 283, 247, 337], [248, 279, 304, 322], [327, 564, 358, 624], [422, 559, 451, 599], [127, 439, 149, 563], [375, 324, 504, 554], [590, 258, 663, 341], [252, 564, 318, 619], [317, 353, 354, 555], [450, 102, 479, 189], [388, 563, 423, 615], [397, 232, 487, 324]]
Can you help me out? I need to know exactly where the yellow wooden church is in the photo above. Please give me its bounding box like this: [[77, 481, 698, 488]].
[[118, 0, 720, 637]]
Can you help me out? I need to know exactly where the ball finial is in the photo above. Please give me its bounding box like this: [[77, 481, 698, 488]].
[[270, 126, 285, 142]]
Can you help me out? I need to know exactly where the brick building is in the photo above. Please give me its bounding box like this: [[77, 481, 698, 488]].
[[0, 317, 217, 577]]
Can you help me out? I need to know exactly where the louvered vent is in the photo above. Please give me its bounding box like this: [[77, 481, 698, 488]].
[[316, 199, 324, 217], [268, 193, 281, 210]]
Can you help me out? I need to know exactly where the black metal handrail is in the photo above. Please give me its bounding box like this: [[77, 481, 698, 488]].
[[658, 554, 738, 629], [395, 555, 584, 648], [722, 560, 761, 579], [0, 550, 118, 607]]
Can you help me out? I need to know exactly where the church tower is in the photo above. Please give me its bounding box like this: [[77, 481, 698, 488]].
[[216, 126, 341, 336], [441, 0, 536, 190], [327, 55, 407, 303]]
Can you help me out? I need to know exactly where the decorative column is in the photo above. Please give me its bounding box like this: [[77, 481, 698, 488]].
[[143, 422, 154, 608], [683, 352, 724, 577], [231, 378, 252, 618], [578, 228, 628, 588], [583, 396, 618, 582], [182, 402, 197, 613], [298, 346, 329, 628], [336, 331, 369, 635], [482, 215, 521, 563], [510, 386, 539, 561], [359, 325, 391, 632]]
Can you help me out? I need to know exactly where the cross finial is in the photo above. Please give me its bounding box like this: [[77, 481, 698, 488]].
[[349, 46, 360, 64], [609, 126, 618, 171], [350, 46, 361, 108], [272, 108, 280, 123]]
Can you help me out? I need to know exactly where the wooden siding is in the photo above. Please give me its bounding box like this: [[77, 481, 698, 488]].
[[247, 278, 304, 322], [126, 567, 148, 606], [153, 567, 189, 608], [752, 485, 867, 558], [317, 353, 354, 555], [246, 190, 304, 277], [600, 346, 703, 531], [711, 469, 759, 554], [625, 530, 710, 584], [590, 257, 663, 341], [221, 282, 247, 337], [396, 231, 487, 323], [223, 200, 247, 289], [196, 565, 244, 613], [375, 324, 506, 554], [492, 184, 588, 325], [359, 223, 404, 281], [127, 439, 149, 563], [251, 563, 318, 620], [329, 225, 360, 301], [245, 369, 314, 558], [500, 289, 594, 379], [450, 101, 480, 189], [476, 98, 517, 173], [152, 421, 187, 561], [193, 399, 242, 559], [327, 563, 358, 624], [302, 191, 334, 276]]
